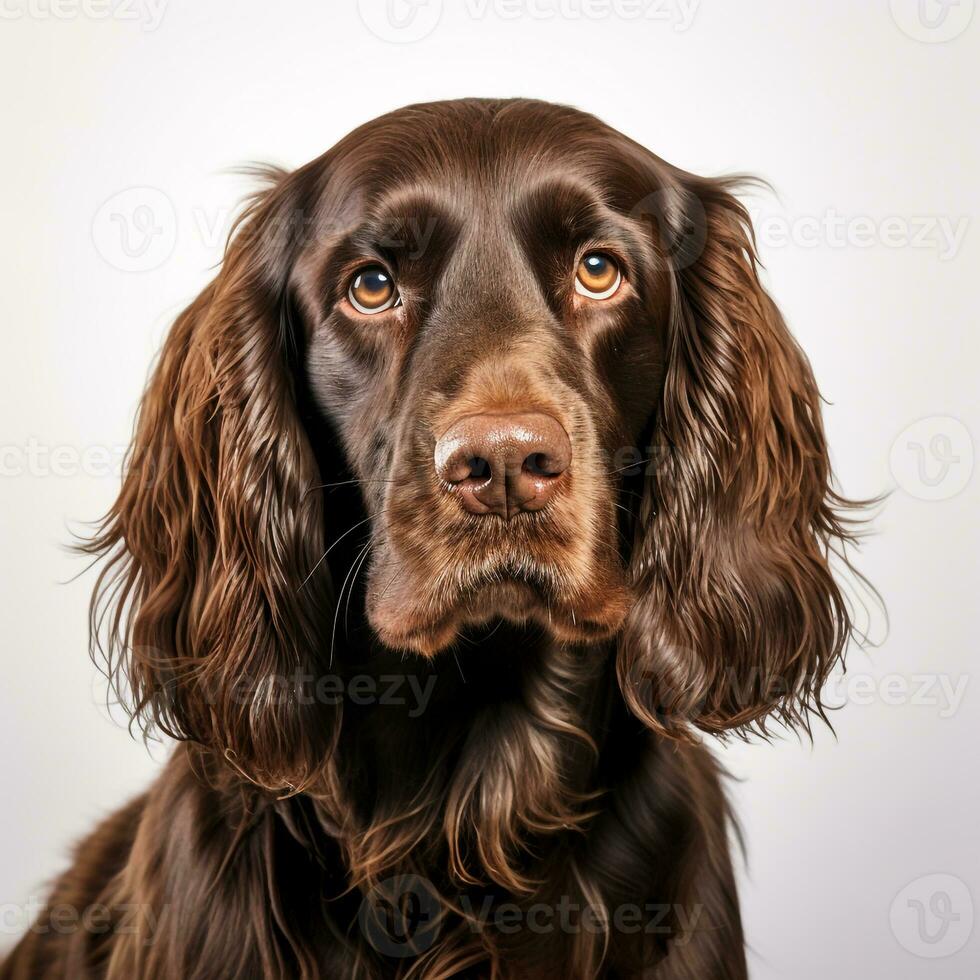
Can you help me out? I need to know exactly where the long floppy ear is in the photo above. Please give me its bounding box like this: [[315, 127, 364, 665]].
[[619, 169, 863, 737], [87, 167, 336, 789]]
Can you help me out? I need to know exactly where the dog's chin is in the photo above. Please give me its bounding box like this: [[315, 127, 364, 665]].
[[369, 571, 633, 658]]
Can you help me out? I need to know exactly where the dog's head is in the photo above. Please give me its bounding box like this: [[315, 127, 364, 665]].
[[91, 99, 859, 785]]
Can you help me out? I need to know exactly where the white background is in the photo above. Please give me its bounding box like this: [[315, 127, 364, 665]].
[[1, 1, 978, 976]]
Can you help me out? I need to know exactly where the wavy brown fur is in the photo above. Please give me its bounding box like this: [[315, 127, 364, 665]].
[[2, 98, 868, 979]]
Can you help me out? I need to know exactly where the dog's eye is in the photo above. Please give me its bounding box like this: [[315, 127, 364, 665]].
[[348, 265, 399, 314], [575, 252, 621, 300]]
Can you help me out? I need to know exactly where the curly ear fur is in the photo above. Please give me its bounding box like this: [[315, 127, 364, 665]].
[[86, 168, 337, 790], [619, 172, 862, 738]]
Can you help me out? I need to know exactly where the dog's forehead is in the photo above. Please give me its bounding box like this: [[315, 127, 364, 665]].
[[297, 100, 658, 301], [326, 100, 622, 211]]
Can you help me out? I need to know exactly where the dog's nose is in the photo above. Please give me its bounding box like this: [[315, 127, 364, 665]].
[[434, 412, 571, 519]]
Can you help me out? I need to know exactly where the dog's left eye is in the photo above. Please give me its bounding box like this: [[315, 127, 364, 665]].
[[575, 252, 622, 300], [348, 265, 400, 314]]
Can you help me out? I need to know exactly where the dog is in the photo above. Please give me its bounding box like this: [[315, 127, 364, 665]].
[[2, 98, 862, 979]]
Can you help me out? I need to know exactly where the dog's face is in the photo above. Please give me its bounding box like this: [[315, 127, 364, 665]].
[[92, 99, 859, 787], [293, 104, 671, 654]]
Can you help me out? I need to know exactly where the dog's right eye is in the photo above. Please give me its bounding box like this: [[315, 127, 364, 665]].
[[348, 265, 399, 314], [575, 252, 622, 300]]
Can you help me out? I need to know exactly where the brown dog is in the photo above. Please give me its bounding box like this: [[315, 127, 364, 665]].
[[3, 98, 861, 979]]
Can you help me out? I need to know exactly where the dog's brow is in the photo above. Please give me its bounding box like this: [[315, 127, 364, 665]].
[[345, 192, 462, 260], [510, 176, 634, 243], [514, 176, 601, 219], [507, 177, 649, 278]]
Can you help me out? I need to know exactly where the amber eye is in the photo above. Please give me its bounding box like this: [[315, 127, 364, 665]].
[[575, 252, 622, 300], [348, 265, 399, 314]]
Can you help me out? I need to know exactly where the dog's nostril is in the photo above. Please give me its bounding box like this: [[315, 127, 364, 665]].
[[467, 456, 491, 481], [523, 452, 561, 478]]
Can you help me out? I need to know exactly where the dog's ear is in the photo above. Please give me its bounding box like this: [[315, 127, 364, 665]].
[[87, 167, 337, 789], [619, 168, 863, 738]]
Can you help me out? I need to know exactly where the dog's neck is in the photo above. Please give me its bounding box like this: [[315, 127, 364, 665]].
[[314, 624, 623, 896]]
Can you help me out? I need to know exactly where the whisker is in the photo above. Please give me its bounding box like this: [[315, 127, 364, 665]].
[[305, 477, 399, 495], [298, 515, 373, 591], [330, 537, 372, 667], [374, 556, 407, 605], [606, 459, 652, 477], [481, 618, 505, 643], [343, 541, 374, 641]]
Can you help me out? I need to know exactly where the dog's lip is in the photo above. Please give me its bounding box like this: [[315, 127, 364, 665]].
[[370, 571, 634, 656], [469, 565, 545, 593], [370, 574, 538, 647]]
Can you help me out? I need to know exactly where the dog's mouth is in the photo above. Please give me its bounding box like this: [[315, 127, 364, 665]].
[[366, 551, 633, 657], [460, 572, 631, 643], [367, 411, 633, 656]]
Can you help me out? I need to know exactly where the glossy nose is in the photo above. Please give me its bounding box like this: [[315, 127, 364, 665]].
[[434, 412, 571, 519]]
